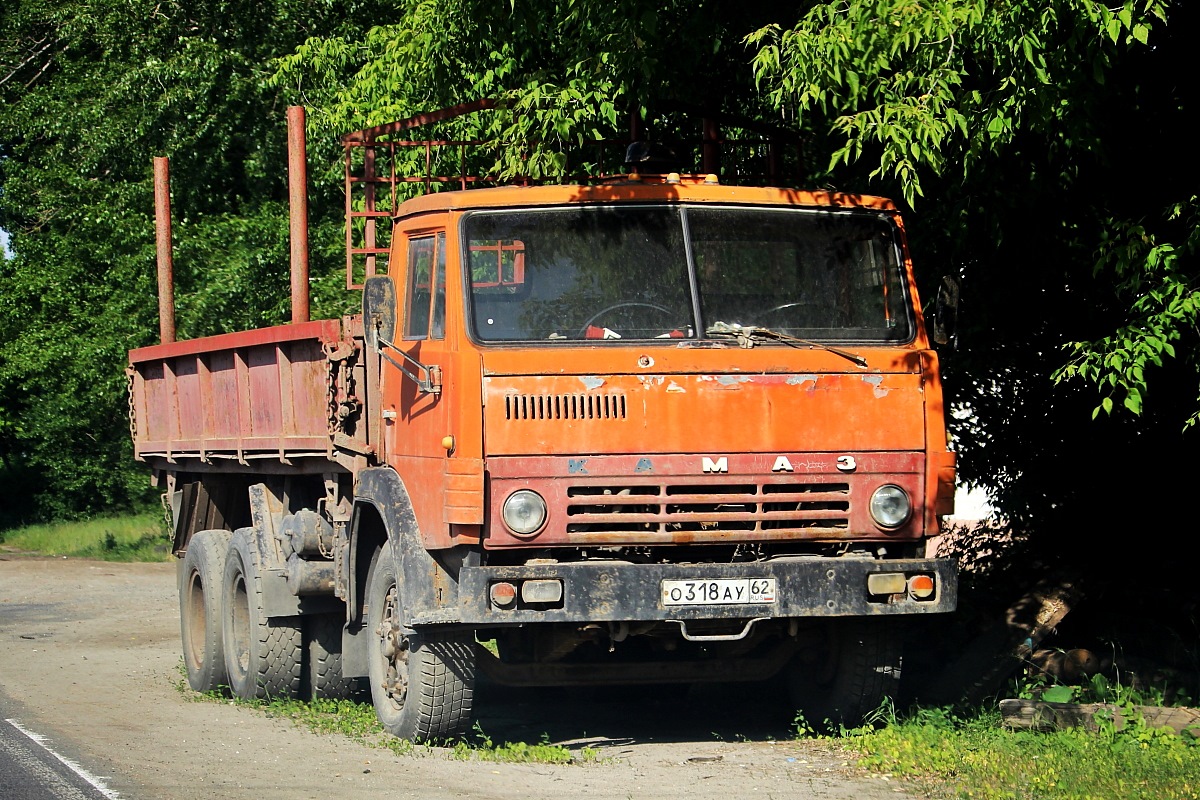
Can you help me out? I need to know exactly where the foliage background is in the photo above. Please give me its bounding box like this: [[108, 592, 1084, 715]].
[[2, 1, 1197, 645]]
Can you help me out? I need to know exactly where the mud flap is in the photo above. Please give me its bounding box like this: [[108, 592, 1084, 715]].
[[343, 467, 475, 676]]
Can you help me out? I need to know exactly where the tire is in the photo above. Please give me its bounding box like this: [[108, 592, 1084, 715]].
[[221, 527, 303, 700], [365, 547, 475, 741], [787, 618, 902, 730], [179, 529, 232, 694], [305, 612, 360, 701]]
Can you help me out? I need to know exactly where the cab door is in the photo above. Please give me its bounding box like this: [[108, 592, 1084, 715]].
[[382, 227, 454, 542]]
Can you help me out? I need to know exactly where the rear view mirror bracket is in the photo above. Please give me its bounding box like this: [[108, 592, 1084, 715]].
[[362, 275, 442, 394], [932, 275, 960, 349]]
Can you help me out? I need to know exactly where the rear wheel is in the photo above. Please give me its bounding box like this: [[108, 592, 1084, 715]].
[[221, 528, 303, 700], [365, 547, 475, 741], [179, 529, 232, 693], [787, 618, 902, 730]]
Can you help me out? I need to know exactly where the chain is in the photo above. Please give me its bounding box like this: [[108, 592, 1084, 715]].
[[159, 490, 173, 538], [125, 367, 138, 444], [324, 340, 362, 440], [323, 342, 343, 437]]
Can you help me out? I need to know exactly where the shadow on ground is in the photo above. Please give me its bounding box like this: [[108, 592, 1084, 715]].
[[472, 676, 798, 746]]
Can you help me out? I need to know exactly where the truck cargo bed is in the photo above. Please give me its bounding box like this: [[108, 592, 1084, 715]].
[[128, 319, 356, 470]]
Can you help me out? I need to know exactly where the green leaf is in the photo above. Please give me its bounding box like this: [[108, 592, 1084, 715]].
[[1107, 18, 1121, 42], [1041, 685, 1076, 703]]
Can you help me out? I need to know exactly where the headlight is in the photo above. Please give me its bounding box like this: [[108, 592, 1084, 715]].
[[502, 490, 547, 535], [869, 485, 911, 528]]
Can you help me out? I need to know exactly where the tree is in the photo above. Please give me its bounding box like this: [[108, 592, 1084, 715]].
[[745, 0, 1199, 426], [4, 0, 1196, 615], [0, 0, 386, 524], [745, 1, 1199, 644], [272, 0, 811, 180]]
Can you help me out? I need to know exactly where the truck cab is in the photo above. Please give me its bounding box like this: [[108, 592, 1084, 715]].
[[355, 174, 956, 728]]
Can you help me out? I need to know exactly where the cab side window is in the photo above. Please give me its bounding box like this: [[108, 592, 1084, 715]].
[[404, 234, 442, 338], [431, 232, 447, 340]]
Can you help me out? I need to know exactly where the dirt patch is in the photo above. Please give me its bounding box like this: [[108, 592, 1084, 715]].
[[0, 557, 925, 799]]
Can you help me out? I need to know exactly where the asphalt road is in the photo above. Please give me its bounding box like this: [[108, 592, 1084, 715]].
[[0, 712, 119, 800]]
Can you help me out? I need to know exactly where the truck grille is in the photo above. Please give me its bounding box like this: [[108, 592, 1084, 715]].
[[564, 479, 850, 535], [504, 393, 627, 421]]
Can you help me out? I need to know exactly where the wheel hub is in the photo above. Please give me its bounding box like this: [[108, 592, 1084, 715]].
[[376, 584, 409, 707]]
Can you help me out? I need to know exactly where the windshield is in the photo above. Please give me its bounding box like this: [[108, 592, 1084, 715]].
[[464, 205, 912, 343]]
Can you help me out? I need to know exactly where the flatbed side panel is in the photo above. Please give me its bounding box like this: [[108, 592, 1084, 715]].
[[130, 321, 344, 464], [129, 319, 342, 363]]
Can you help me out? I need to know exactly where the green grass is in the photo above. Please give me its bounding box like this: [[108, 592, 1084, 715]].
[[837, 705, 1200, 800], [0, 513, 171, 561], [452, 723, 600, 764], [190, 686, 600, 764]]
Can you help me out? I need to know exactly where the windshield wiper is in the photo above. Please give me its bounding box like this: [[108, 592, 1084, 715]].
[[705, 322, 868, 367]]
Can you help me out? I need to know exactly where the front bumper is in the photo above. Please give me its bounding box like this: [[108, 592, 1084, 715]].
[[450, 556, 956, 627]]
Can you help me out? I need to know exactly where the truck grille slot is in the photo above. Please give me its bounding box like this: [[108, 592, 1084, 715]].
[[564, 481, 850, 535], [504, 393, 627, 421]]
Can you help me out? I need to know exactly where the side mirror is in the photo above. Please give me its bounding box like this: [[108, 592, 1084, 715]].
[[363, 275, 397, 352], [932, 275, 960, 348], [362, 274, 442, 394]]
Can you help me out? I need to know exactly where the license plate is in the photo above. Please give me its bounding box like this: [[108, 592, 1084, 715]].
[[661, 578, 777, 606]]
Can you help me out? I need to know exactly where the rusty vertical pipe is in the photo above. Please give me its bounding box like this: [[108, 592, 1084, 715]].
[[153, 157, 177, 344], [702, 116, 720, 176], [628, 109, 644, 143], [287, 106, 310, 324]]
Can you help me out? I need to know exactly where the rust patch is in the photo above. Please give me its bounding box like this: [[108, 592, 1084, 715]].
[[862, 374, 889, 398], [786, 374, 818, 388]]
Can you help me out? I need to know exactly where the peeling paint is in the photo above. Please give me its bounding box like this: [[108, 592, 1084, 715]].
[[580, 376, 605, 390], [717, 375, 752, 386], [666, 380, 686, 393], [638, 375, 665, 387], [862, 374, 889, 397], [787, 374, 818, 388]]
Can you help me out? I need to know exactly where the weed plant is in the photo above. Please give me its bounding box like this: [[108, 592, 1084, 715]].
[[833, 703, 1200, 800], [1017, 666, 1194, 709]]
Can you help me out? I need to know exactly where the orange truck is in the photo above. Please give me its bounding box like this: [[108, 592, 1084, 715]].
[[128, 103, 957, 741]]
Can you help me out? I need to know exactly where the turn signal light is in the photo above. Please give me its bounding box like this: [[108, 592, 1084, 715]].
[[489, 582, 517, 608], [908, 574, 936, 599]]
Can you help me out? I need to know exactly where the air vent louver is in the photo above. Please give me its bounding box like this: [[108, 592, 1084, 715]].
[[504, 393, 627, 421]]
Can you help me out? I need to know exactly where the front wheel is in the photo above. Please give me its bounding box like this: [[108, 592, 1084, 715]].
[[786, 618, 902, 730], [365, 547, 475, 741]]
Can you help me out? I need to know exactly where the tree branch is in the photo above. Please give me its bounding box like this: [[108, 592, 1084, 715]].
[[0, 38, 54, 90]]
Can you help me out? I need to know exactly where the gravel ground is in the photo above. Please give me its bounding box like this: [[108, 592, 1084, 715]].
[[0, 556, 926, 800]]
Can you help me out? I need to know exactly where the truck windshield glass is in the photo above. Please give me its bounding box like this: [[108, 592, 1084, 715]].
[[464, 205, 911, 343]]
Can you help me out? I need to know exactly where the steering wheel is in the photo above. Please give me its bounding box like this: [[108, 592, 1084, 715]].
[[579, 302, 678, 337]]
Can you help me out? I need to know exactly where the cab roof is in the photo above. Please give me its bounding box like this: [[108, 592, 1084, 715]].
[[393, 179, 898, 221]]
